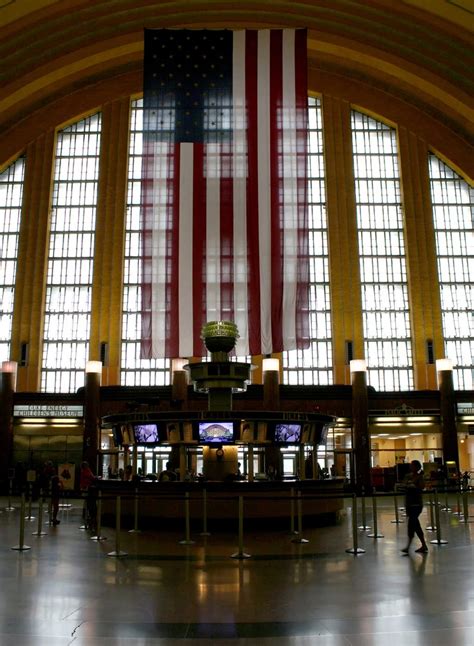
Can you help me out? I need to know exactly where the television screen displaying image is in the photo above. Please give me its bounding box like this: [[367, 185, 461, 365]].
[[273, 423, 302, 444], [134, 423, 160, 443], [199, 421, 234, 444]]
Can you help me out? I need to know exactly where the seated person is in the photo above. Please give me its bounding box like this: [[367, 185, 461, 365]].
[[159, 461, 177, 482]]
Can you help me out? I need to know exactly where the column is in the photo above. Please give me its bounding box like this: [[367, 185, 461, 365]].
[[263, 357, 280, 410], [322, 95, 364, 385], [436, 359, 459, 469], [89, 98, 130, 385], [350, 359, 371, 492], [84, 361, 102, 473], [398, 128, 444, 389], [0, 361, 17, 487], [11, 132, 55, 391], [171, 358, 188, 408]]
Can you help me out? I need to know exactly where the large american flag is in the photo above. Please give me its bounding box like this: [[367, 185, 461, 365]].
[[141, 28, 309, 358]]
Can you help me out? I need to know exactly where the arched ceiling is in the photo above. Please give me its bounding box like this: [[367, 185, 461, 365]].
[[1, 0, 473, 176]]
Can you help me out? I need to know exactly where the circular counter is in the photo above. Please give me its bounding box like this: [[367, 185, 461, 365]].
[[96, 478, 346, 530]]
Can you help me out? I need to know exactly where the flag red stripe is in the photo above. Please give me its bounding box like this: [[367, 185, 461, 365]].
[[270, 30, 284, 352], [245, 30, 261, 356], [193, 144, 206, 356], [167, 144, 181, 358]]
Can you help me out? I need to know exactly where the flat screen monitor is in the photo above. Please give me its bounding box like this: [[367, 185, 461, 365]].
[[273, 422, 302, 444], [134, 423, 160, 444], [198, 421, 234, 444]]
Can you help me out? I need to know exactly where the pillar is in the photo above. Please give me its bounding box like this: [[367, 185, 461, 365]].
[[263, 357, 280, 410], [0, 361, 17, 490], [351, 360, 371, 492], [84, 361, 102, 473], [436, 359, 459, 469]]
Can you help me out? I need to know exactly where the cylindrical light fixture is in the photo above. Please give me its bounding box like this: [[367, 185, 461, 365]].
[[349, 359, 367, 373], [172, 358, 188, 374], [2, 360, 18, 389], [436, 358, 453, 372], [262, 357, 280, 373], [86, 360, 103, 374]]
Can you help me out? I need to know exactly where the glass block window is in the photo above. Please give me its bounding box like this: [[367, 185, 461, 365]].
[[283, 97, 333, 385], [351, 111, 413, 391], [428, 154, 473, 390], [41, 113, 102, 393], [0, 156, 25, 363], [122, 99, 171, 386]]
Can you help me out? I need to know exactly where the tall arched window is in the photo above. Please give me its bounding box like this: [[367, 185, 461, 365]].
[[428, 154, 474, 390], [351, 111, 413, 391], [122, 99, 171, 386], [0, 156, 25, 363], [41, 114, 102, 392], [282, 97, 332, 385]]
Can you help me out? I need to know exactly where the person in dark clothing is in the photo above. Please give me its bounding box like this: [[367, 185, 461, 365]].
[[50, 473, 63, 526], [401, 459, 429, 554]]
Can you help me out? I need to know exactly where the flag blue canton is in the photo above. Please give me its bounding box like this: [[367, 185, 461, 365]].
[[144, 29, 233, 144]]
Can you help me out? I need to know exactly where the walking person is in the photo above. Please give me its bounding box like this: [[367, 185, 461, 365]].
[[401, 460, 429, 554]]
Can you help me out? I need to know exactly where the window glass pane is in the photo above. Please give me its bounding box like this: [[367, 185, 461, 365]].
[[351, 111, 413, 391], [123, 99, 171, 385], [283, 97, 333, 385], [41, 114, 102, 392], [429, 154, 474, 390], [0, 156, 25, 362]]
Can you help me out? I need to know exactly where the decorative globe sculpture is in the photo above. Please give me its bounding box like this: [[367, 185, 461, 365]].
[[201, 321, 239, 355]]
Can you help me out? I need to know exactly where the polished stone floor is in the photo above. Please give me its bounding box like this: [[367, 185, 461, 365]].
[[0, 493, 473, 645]]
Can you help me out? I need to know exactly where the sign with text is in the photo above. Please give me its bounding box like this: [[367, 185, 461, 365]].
[[13, 404, 84, 418]]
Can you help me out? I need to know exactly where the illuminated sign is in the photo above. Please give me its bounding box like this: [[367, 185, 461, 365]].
[[457, 403, 474, 415], [13, 405, 84, 418]]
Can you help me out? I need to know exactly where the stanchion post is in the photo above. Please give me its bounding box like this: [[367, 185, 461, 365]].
[[391, 492, 403, 524], [107, 495, 127, 557], [291, 491, 309, 544], [91, 491, 107, 541], [200, 488, 211, 536], [231, 495, 251, 559], [346, 493, 365, 555], [128, 487, 141, 534], [289, 487, 297, 534], [179, 491, 195, 545], [462, 489, 470, 523], [367, 491, 384, 538], [430, 489, 448, 546], [5, 474, 15, 511], [358, 486, 370, 530], [452, 486, 462, 517], [26, 483, 35, 521], [426, 491, 436, 531], [32, 492, 47, 536], [11, 494, 31, 551]]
